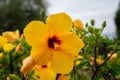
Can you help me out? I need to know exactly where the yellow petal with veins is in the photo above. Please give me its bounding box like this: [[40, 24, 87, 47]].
[[24, 21, 49, 46], [46, 12, 72, 36], [51, 50, 74, 74], [31, 44, 52, 65], [61, 32, 84, 56]]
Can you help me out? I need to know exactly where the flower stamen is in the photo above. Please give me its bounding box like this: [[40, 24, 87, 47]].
[[48, 36, 61, 50]]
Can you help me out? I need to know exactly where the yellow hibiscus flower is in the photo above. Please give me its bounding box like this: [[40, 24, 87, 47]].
[[74, 19, 84, 29], [0, 36, 14, 52], [3, 43, 14, 52], [0, 36, 8, 46], [2, 30, 20, 43], [21, 12, 84, 74]]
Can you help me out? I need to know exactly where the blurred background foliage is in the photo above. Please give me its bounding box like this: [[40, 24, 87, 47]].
[[0, 0, 46, 34], [0, 0, 119, 40], [115, 3, 120, 39], [0, 1, 120, 79]]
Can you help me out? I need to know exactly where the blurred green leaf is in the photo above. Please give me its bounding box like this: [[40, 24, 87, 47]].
[[111, 64, 120, 75], [9, 74, 20, 80]]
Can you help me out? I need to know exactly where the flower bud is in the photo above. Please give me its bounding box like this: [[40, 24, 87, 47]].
[[21, 56, 35, 76], [90, 19, 95, 26]]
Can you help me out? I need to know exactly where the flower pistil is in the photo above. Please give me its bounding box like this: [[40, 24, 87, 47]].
[[48, 36, 61, 50]]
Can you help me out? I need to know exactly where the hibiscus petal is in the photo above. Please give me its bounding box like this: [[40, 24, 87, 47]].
[[46, 13, 72, 36], [60, 32, 84, 56], [51, 51, 74, 74], [34, 65, 56, 80], [24, 21, 48, 46], [31, 43, 52, 65]]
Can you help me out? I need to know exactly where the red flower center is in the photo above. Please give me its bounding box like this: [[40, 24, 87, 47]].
[[41, 65, 47, 68], [48, 36, 61, 50]]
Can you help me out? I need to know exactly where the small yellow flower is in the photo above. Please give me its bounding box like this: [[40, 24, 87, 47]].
[[75, 61, 81, 65], [108, 53, 118, 58], [96, 59, 103, 65], [33, 62, 56, 80], [76, 55, 84, 59], [74, 19, 84, 29], [107, 53, 118, 60], [90, 57, 103, 65], [89, 61, 93, 66], [6, 76, 10, 80], [57, 74, 71, 80], [0, 36, 8, 46], [0, 53, 3, 58], [23, 12, 84, 74], [75, 55, 84, 65], [2, 30, 19, 43], [3, 43, 14, 52]]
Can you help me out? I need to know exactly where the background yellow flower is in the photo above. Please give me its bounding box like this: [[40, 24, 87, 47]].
[[74, 19, 84, 29], [0, 36, 8, 46], [2, 30, 19, 43], [3, 43, 14, 52]]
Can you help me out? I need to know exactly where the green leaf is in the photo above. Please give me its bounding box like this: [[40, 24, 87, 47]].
[[77, 60, 89, 69], [27, 69, 34, 79], [88, 26, 94, 34], [79, 75, 89, 80], [0, 46, 3, 52], [111, 64, 120, 75], [9, 74, 20, 80]]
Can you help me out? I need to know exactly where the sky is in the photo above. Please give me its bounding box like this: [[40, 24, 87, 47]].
[[46, 0, 120, 39]]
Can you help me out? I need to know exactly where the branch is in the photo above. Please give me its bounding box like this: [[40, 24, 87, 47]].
[[103, 69, 111, 79], [91, 39, 98, 80], [94, 39, 98, 69], [98, 49, 120, 68]]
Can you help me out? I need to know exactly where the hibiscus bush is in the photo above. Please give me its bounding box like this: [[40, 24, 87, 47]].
[[0, 11, 120, 80]]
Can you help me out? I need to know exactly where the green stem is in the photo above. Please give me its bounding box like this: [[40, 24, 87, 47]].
[[73, 64, 78, 80], [91, 39, 98, 80], [10, 51, 13, 74]]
